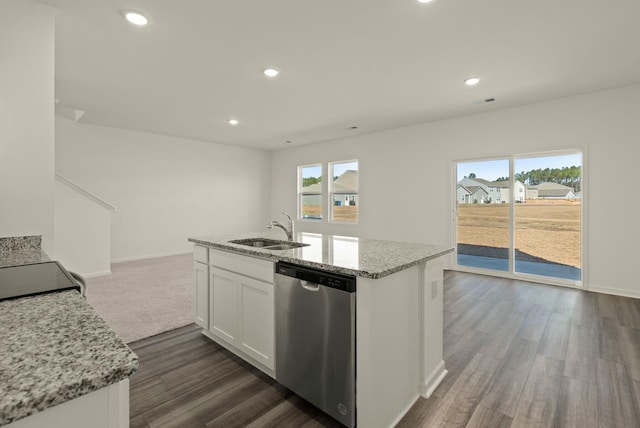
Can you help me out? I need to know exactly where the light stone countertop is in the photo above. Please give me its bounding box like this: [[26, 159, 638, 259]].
[[0, 236, 49, 268], [0, 235, 138, 426], [189, 231, 453, 279], [0, 291, 139, 426]]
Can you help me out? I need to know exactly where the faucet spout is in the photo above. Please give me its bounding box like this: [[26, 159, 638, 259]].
[[266, 212, 295, 241]]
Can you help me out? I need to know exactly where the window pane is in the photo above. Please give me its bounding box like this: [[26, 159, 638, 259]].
[[331, 160, 358, 223], [514, 154, 582, 281], [456, 160, 510, 272], [301, 165, 322, 192], [299, 164, 322, 220], [301, 194, 322, 219]]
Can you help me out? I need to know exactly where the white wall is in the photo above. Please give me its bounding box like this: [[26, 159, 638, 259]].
[[55, 179, 112, 277], [56, 118, 271, 261], [270, 84, 640, 298], [0, 0, 55, 254]]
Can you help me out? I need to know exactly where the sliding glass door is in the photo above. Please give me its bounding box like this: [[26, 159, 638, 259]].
[[456, 159, 510, 272], [455, 151, 583, 285]]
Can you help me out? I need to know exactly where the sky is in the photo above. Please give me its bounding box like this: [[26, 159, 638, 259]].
[[457, 153, 582, 181]]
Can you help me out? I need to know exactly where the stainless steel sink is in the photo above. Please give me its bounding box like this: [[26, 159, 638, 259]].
[[228, 238, 309, 251], [229, 238, 283, 248], [263, 244, 307, 250]]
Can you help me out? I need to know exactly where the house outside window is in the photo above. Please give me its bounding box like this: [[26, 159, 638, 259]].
[[330, 160, 359, 223]]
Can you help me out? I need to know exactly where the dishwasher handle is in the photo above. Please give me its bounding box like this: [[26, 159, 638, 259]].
[[300, 280, 320, 291]]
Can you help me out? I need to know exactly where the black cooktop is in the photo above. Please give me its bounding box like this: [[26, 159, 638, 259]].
[[0, 261, 82, 302]]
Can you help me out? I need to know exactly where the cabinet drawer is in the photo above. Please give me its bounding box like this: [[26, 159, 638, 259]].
[[194, 245, 209, 263], [209, 248, 274, 283]]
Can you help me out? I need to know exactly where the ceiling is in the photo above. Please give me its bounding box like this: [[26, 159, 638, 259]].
[[51, 0, 640, 151]]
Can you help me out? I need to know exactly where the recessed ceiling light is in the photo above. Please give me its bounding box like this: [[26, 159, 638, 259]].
[[464, 77, 480, 86], [417, 0, 433, 3], [123, 11, 148, 26], [228, 119, 239, 126], [263, 68, 280, 77]]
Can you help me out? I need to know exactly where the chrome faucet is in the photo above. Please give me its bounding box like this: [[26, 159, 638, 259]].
[[267, 211, 295, 241]]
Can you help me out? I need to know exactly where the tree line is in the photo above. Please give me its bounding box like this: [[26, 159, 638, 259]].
[[302, 176, 342, 187], [302, 177, 321, 187], [495, 165, 582, 191]]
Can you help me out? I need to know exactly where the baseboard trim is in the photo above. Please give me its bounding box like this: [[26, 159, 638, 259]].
[[587, 283, 640, 299], [82, 270, 112, 278], [111, 250, 192, 264], [421, 360, 447, 399]]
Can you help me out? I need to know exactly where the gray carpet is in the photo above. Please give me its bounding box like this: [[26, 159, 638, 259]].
[[85, 253, 194, 343]]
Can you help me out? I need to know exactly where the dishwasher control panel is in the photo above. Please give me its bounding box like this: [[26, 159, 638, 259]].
[[275, 262, 356, 292]]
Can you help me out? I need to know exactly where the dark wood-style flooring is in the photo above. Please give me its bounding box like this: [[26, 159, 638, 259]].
[[129, 271, 640, 427]]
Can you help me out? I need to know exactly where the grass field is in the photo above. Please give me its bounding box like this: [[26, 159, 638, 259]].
[[302, 205, 358, 222], [457, 201, 581, 267]]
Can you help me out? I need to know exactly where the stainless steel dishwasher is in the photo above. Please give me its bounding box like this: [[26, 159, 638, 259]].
[[275, 261, 356, 428]]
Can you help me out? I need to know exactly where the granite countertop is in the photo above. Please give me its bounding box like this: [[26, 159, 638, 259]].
[[0, 236, 50, 268], [0, 290, 139, 426], [189, 231, 453, 279]]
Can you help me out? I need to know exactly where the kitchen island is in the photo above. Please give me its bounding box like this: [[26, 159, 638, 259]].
[[0, 237, 138, 428], [189, 231, 453, 428]]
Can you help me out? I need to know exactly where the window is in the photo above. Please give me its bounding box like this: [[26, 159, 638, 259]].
[[454, 151, 583, 285], [330, 160, 359, 223], [298, 164, 323, 220]]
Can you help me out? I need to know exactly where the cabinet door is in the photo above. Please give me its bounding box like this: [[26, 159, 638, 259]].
[[209, 267, 240, 345], [238, 276, 275, 370], [194, 261, 209, 328]]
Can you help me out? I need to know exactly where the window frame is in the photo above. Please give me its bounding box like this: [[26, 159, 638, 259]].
[[297, 163, 323, 222], [451, 148, 587, 289], [329, 159, 359, 224]]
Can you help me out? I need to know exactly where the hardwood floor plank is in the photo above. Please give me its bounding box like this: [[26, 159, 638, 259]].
[[244, 394, 342, 428], [517, 303, 551, 343], [556, 376, 598, 428], [130, 377, 171, 416], [477, 307, 527, 360], [473, 300, 515, 334], [511, 354, 564, 426], [205, 383, 292, 427], [551, 287, 579, 315], [571, 291, 598, 327], [130, 414, 151, 428], [597, 293, 619, 319], [144, 368, 260, 428], [478, 338, 538, 417], [437, 330, 488, 398], [613, 295, 640, 329], [617, 325, 640, 381], [563, 322, 599, 384], [414, 353, 501, 427], [445, 275, 495, 314], [596, 359, 638, 428], [598, 317, 626, 365], [465, 404, 512, 428], [536, 312, 571, 361], [446, 299, 497, 336]]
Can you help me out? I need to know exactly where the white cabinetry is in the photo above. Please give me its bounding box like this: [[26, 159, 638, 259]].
[[194, 245, 209, 328], [210, 267, 274, 369], [194, 261, 209, 328], [193, 246, 275, 375]]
